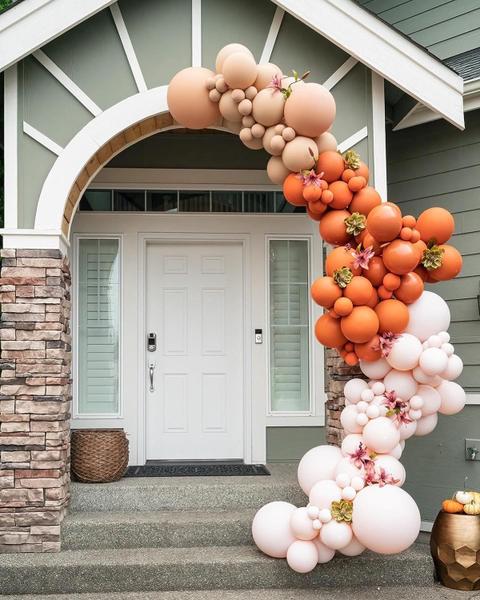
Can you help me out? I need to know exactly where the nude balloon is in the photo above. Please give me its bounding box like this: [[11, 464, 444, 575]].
[[215, 43, 254, 73], [219, 90, 243, 122], [387, 334, 423, 371], [359, 358, 391, 380], [267, 156, 291, 185], [315, 132, 338, 154], [437, 380, 466, 415], [255, 62, 283, 90], [252, 501, 296, 558], [286, 540, 319, 573], [284, 83, 336, 137], [167, 67, 221, 129], [362, 417, 400, 454], [222, 52, 258, 89], [252, 88, 285, 127], [282, 136, 318, 172], [352, 485, 420, 553], [297, 445, 343, 495]]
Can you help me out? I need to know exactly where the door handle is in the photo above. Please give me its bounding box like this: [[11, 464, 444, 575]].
[[149, 362, 156, 392]]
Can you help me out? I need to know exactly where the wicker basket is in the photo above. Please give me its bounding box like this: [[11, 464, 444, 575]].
[[71, 429, 129, 483]]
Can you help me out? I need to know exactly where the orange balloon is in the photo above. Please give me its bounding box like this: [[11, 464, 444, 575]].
[[308, 200, 328, 216], [383, 273, 401, 291], [283, 173, 306, 206], [311, 276, 342, 308], [347, 176, 367, 193], [303, 184, 322, 203], [315, 313, 348, 348], [355, 161, 369, 182], [342, 169, 355, 183], [402, 215, 416, 228], [412, 239, 427, 260], [382, 240, 420, 275], [367, 204, 403, 242], [429, 245, 463, 281], [410, 229, 421, 243], [329, 181, 353, 210], [416, 207, 454, 244], [334, 297, 354, 316], [341, 306, 379, 343], [319, 210, 352, 246], [394, 272, 424, 304], [400, 227, 413, 241], [363, 256, 387, 287], [325, 246, 361, 277], [344, 342, 354, 352], [167, 67, 221, 129], [366, 287, 379, 308], [316, 151, 345, 183], [378, 285, 393, 300], [344, 276, 374, 306], [349, 187, 381, 216], [345, 352, 359, 366], [375, 299, 409, 334], [355, 334, 382, 362]]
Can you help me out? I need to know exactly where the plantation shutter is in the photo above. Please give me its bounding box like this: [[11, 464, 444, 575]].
[[77, 238, 120, 415], [269, 240, 310, 412]]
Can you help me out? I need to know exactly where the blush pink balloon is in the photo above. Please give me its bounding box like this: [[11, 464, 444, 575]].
[[419, 347, 448, 376], [437, 380, 466, 415], [309, 480, 342, 510], [314, 538, 335, 563], [352, 485, 420, 554], [398, 418, 417, 440], [297, 445, 343, 495], [417, 384, 441, 416], [383, 370, 418, 401], [338, 535, 366, 556], [340, 405, 362, 434], [374, 454, 406, 486], [344, 379, 369, 404], [414, 412, 438, 436], [440, 354, 463, 381], [290, 507, 319, 541], [359, 358, 391, 380], [286, 540, 319, 573], [387, 334, 423, 371], [167, 67, 221, 129], [284, 83, 336, 137], [362, 417, 400, 454], [334, 457, 364, 479], [252, 501, 296, 558], [319, 520, 353, 550], [341, 433, 365, 456]]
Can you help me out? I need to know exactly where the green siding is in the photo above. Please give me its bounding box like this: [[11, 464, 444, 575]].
[[387, 109, 480, 392], [266, 427, 325, 462], [358, 0, 480, 59]]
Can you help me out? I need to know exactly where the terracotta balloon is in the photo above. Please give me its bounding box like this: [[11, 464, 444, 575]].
[[366, 203, 403, 242], [341, 306, 379, 343], [382, 240, 420, 275], [329, 181, 353, 210], [315, 313, 347, 348], [363, 256, 387, 287], [255, 63, 283, 90], [215, 43, 254, 73], [429, 245, 463, 281], [317, 151, 344, 183], [252, 88, 285, 127], [222, 52, 257, 89], [325, 246, 361, 277], [319, 210, 352, 246], [283, 173, 306, 206], [167, 67, 221, 129], [416, 207, 454, 244], [349, 187, 382, 216], [355, 335, 382, 362], [311, 276, 342, 308], [284, 83, 336, 137], [394, 272, 424, 304], [375, 299, 409, 333], [267, 156, 291, 185], [315, 132, 338, 154], [344, 276, 374, 306], [219, 90, 243, 122], [282, 137, 318, 173]]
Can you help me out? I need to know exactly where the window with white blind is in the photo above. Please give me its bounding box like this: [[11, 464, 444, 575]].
[[76, 238, 121, 416], [269, 239, 310, 413]]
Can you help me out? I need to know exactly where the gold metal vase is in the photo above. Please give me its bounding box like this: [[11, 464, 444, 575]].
[[430, 510, 480, 590]]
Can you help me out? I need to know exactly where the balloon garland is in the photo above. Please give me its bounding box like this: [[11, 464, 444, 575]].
[[167, 44, 466, 573]]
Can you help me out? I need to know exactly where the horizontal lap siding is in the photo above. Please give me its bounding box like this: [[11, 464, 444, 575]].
[[387, 109, 480, 392]]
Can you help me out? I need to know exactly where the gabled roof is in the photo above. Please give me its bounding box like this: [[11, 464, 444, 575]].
[[0, 0, 464, 129]]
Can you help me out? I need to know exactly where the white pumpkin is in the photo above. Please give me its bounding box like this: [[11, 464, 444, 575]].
[[455, 490, 472, 505]]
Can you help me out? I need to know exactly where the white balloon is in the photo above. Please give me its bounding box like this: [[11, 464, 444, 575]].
[[320, 520, 353, 550], [441, 355, 463, 381], [344, 379, 369, 404], [334, 457, 364, 479], [419, 347, 448, 376], [414, 412, 438, 436], [384, 370, 418, 401], [405, 291, 451, 342], [352, 485, 420, 554], [398, 418, 417, 440], [362, 417, 400, 454], [309, 480, 342, 510], [374, 455, 406, 486], [313, 538, 335, 563], [340, 405, 362, 434], [417, 384, 441, 416], [338, 535, 366, 556], [341, 434, 365, 456], [297, 445, 343, 495], [360, 358, 391, 380], [252, 501, 296, 558], [387, 334, 423, 371], [437, 380, 466, 415], [287, 540, 319, 573], [290, 507, 319, 541]]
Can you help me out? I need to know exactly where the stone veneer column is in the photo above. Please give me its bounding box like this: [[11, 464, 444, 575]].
[[0, 249, 71, 553], [325, 348, 363, 447]]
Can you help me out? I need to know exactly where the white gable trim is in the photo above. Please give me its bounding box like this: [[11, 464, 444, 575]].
[[4, 65, 18, 229], [260, 6, 285, 64], [337, 126, 368, 153], [23, 121, 63, 156], [323, 56, 358, 91], [191, 0, 202, 67]]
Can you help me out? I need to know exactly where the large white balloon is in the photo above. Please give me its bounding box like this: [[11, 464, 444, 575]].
[[383, 370, 418, 401], [440, 355, 463, 381], [313, 538, 335, 563], [387, 334, 423, 371], [286, 540, 319, 573], [290, 507, 319, 541], [344, 379, 369, 404], [319, 520, 353, 550], [252, 501, 296, 558], [360, 358, 391, 380], [414, 412, 438, 436], [417, 384, 441, 416], [374, 454, 406, 486], [352, 485, 420, 553], [297, 445, 343, 495], [309, 480, 342, 509], [437, 380, 466, 415], [362, 417, 400, 454], [405, 291, 451, 342]]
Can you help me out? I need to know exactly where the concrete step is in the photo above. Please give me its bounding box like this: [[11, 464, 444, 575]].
[[69, 464, 306, 512], [62, 509, 255, 550], [0, 544, 434, 596], [0, 586, 467, 600]]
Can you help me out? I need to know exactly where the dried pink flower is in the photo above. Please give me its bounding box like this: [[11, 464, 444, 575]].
[[353, 245, 375, 270], [298, 169, 325, 187], [377, 331, 400, 357], [267, 74, 284, 92], [383, 390, 413, 425]]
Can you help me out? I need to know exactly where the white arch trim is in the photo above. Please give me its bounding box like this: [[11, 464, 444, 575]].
[[34, 86, 169, 233]]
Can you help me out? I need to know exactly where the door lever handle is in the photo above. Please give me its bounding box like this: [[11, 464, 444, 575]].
[[149, 362, 156, 392]]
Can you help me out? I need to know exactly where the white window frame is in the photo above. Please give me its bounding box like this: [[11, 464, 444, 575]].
[[72, 233, 124, 419]]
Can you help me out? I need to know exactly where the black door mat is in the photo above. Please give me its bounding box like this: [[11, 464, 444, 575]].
[[125, 463, 270, 477]]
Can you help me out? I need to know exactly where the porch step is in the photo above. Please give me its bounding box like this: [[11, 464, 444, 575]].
[[0, 543, 434, 596], [62, 509, 255, 550], [69, 465, 306, 512]]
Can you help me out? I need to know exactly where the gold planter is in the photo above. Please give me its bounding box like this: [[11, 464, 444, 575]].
[[430, 510, 480, 590]]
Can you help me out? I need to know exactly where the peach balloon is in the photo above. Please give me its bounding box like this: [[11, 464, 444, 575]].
[[315, 132, 338, 154], [215, 43, 254, 73], [252, 88, 285, 127], [222, 119, 242, 134], [255, 62, 283, 90], [167, 67, 221, 129], [282, 136, 318, 172], [263, 126, 281, 155], [241, 135, 264, 150], [284, 83, 336, 137], [267, 156, 291, 184], [222, 52, 258, 89], [219, 90, 243, 122]]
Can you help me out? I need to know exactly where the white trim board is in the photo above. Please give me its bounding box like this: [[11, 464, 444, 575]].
[[337, 126, 368, 153], [191, 0, 202, 67], [4, 64, 18, 229], [371, 72, 387, 200], [323, 56, 358, 91], [260, 6, 285, 64], [23, 121, 63, 156]]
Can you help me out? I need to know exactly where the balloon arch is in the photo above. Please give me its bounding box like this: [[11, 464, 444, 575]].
[[167, 44, 465, 573]]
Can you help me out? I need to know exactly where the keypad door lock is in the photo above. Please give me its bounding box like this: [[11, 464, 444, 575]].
[[147, 332, 157, 352]]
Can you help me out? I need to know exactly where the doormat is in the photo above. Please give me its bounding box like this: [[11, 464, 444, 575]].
[[125, 463, 271, 477]]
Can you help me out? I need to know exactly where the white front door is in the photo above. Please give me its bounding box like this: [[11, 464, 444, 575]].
[[145, 242, 244, 460]]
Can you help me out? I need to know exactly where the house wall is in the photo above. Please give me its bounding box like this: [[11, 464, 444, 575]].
[[358, 0, 480, 59], [387, 108, 480, 522]]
